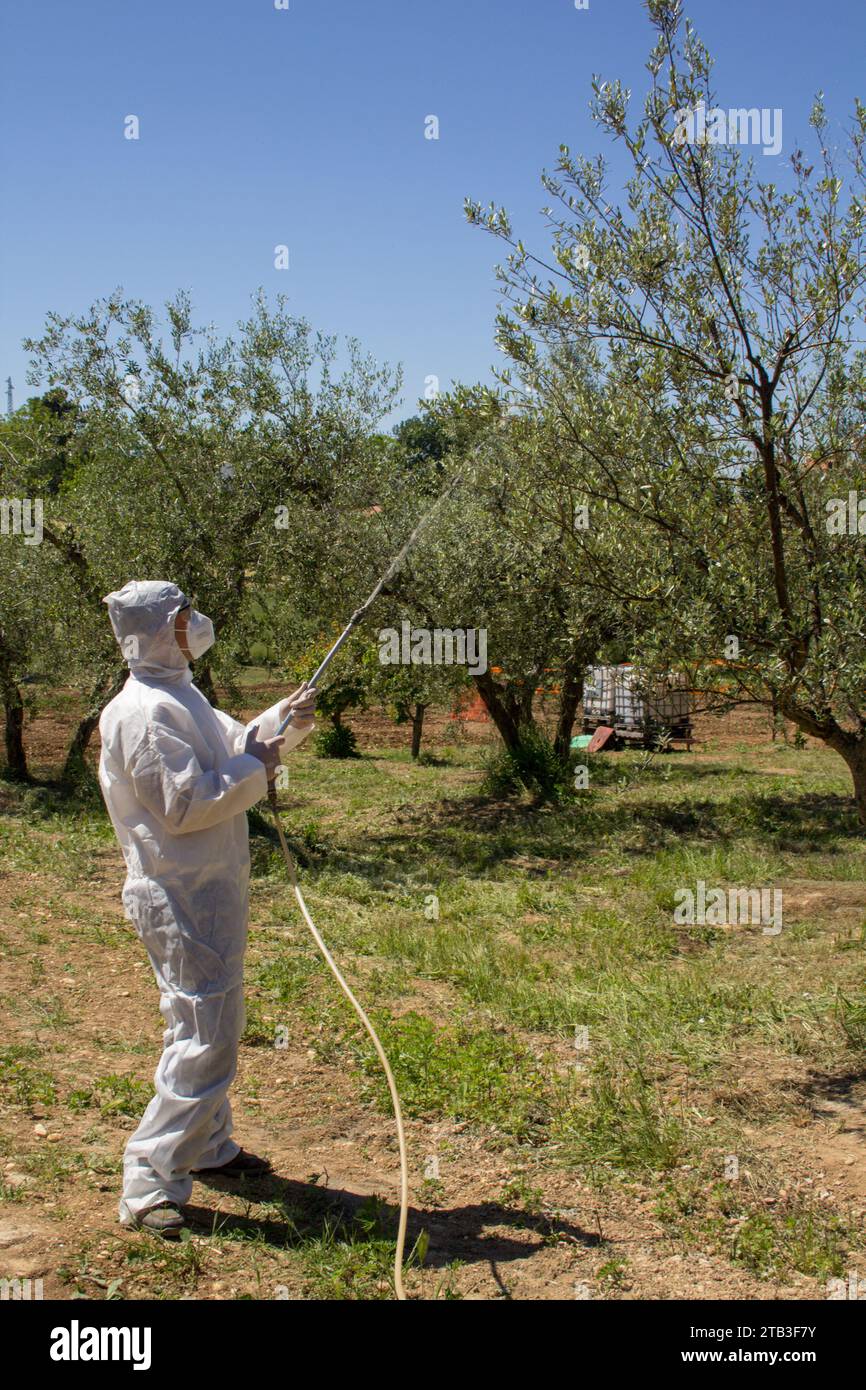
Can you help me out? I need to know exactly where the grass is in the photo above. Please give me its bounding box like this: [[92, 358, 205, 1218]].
[[657, 1174, 856, 1282], [0, 1044, 57, 1107], [2, 698, 866, 1298], [68, 1074, 153, 1119]]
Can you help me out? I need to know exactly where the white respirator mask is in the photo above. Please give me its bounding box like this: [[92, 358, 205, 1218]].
[[184, 608, 216, 660]]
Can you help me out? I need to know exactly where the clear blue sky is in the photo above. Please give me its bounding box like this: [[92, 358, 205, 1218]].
[[1, 0, 864, 426]]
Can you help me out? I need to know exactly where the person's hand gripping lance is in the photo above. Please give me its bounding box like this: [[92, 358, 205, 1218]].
[[246, 683, 318, 785]]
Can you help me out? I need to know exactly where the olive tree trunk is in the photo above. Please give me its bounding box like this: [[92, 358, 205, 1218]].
[[0, 629, 28, 781], [61, 665, 128, 786], [410, 703, 427, 759]]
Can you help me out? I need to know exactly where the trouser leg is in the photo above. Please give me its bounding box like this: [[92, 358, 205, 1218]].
[[118, 980, 245, 1222], [193, 987, 247, 1170]]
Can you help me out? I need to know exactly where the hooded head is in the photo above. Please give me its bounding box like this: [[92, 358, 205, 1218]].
[[103, 580, 194, 682]]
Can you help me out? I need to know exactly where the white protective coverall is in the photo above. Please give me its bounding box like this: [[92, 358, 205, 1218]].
[[98, 581, 312, 1223]]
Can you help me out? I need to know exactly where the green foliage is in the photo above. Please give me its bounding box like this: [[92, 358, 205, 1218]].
[[482, 726, 571, 801], [68, 1073, 152, 1118], [315, 723, 359, 759], [1, 289, 400, 777], [254, 952, 318, 1004], [466, 0, 866, 815], [0, 1045, 57, 1107], [239, 998, 276, 1048], [391, 413, 450, 474], [291, 1195, 407, 1301], [286, 633, 372, 747], [558, 1066, 686, 1172], [352, 1010, 551, 1140], [726, 1207, 850, 1281], [836, 989, 866, 1050], [0, 389, 80, 496], [660, 1180, 855, 1282]]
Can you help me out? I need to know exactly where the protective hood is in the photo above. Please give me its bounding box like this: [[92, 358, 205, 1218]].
[[103, 580, 193, 683]]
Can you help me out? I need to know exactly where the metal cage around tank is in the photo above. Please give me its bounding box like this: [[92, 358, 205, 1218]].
[[582, 664, 693, 750]]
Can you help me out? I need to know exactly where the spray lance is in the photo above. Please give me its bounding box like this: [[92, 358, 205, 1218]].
[[266, 462, 468, 1302]]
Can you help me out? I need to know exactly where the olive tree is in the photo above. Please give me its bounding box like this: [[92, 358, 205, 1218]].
[[367, 395, 624, 774], [467, 0, 866, 817], [5, 290, 400, 778]]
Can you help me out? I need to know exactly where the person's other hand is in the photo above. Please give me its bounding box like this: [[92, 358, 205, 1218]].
[[244, 723, 286, 784], [279, 682, 318, 733]]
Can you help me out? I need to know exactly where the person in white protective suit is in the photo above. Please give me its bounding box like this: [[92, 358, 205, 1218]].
[[98, 580, 317, 1236]]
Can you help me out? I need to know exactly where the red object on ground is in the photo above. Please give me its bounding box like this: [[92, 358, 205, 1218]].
[[587, 725, 615, 753], [451, 690, 490, 722]]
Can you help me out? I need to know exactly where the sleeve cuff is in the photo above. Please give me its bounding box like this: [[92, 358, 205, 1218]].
[[282, 720, 315, 753], [247, 700, 314, 753], [227, 752, 270, 808], [245, 700, 284, 744]]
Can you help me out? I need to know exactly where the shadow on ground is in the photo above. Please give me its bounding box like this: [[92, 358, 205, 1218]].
[[184, 1168, 598, 1280]]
